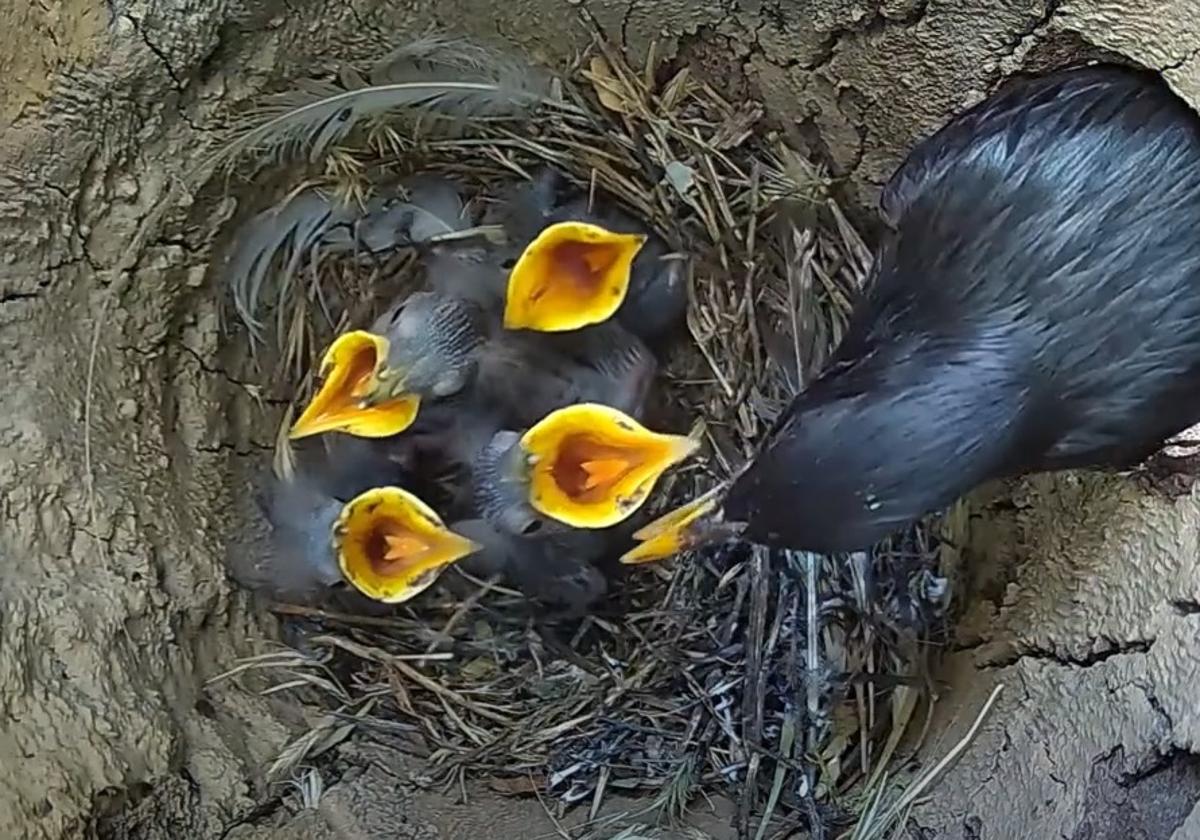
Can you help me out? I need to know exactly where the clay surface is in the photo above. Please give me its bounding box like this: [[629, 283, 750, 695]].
[[1, 1, 1198, 838]]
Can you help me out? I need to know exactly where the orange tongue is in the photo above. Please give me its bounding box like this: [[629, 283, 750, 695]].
[[581, 457, 630, 490], [384, 533, 427, 561], [349, 378, 373, 399]]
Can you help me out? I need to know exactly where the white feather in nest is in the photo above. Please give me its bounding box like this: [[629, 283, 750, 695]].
[[200, 35, 561, 176]]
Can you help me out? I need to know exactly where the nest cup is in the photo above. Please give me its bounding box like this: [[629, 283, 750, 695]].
[[210, 33, 953, 838]]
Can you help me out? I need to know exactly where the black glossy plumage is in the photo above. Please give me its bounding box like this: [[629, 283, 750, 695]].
[[724, 65, 1200, 553]]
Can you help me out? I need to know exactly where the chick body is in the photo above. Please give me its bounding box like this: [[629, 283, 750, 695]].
[[487, 168, 688, 342], [450, 518, 611, 613]]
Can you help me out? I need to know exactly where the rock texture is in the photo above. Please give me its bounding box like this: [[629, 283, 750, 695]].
[[1, 1, 1198, 838], [921, 473, 1200, 837]]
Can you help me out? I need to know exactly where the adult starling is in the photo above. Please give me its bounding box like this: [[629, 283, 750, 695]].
[[624, 65, 1200, 562]]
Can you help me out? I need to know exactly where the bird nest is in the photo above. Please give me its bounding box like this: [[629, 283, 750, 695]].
[[208, 31, 954, 839]]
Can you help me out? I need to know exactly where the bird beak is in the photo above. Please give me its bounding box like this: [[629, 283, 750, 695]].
[[289, 331, 421, 440], [503, 221, 648, 332], [520, 403, 699, 529], [334, 486, 482, 603], [619, 484, 729, 564]]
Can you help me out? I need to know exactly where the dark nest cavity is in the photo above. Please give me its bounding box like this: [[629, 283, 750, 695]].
[[202, 31, 960, 839]]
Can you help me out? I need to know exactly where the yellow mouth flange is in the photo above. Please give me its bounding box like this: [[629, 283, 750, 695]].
[[289, 331, 421, 440], [520, 403, 699, 529], [503, 221, 648, 332], [334, 486, 481, 603]]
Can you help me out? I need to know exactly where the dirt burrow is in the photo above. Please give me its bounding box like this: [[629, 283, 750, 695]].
[[1, 1, 1198, 838]]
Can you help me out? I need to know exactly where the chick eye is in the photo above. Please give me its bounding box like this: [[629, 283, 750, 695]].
[[521, 518, 544, 536], [500, 257, 517, 271]]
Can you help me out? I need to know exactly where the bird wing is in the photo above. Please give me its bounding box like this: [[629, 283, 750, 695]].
[[549, 323, 658, 416], [476, 325, 656, 425], [474, 334, 588, 426]]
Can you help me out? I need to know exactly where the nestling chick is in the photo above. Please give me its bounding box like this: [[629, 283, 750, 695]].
[[492, 168, 689, 341], [288, 174, 499, 440], [626, 65, 1200, 563], [244, 476, 480, 606], [382, 403, 635, 612], [239, 469, 357, 607], [234, 430, 481, 607], [334, 485, 481, 603]]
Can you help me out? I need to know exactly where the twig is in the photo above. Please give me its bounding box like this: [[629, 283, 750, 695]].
[[269, 602, 410, 629], [739, 545, 772, 836]]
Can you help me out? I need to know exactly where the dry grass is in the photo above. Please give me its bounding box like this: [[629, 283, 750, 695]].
[[208, 27, 953, 838]]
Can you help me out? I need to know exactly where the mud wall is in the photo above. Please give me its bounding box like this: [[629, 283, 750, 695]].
[[1, 1, 1198, 837]]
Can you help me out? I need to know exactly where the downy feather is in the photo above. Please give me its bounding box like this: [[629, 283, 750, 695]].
[[222, 188, 345, 340], [199, 36, 558, 175], [224, 176, 474, 337], [244, 471, 345, 601]]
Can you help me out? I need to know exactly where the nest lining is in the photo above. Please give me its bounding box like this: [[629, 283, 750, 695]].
[[208, 31, 954, 839]]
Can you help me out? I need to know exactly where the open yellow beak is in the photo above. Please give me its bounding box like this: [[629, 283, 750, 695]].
[[289, 331, 421, 440], [334, 486, 482, 603], [521, 403, 699, 529], [620, 484, 726, 564], [503, 221, 648, 332]]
